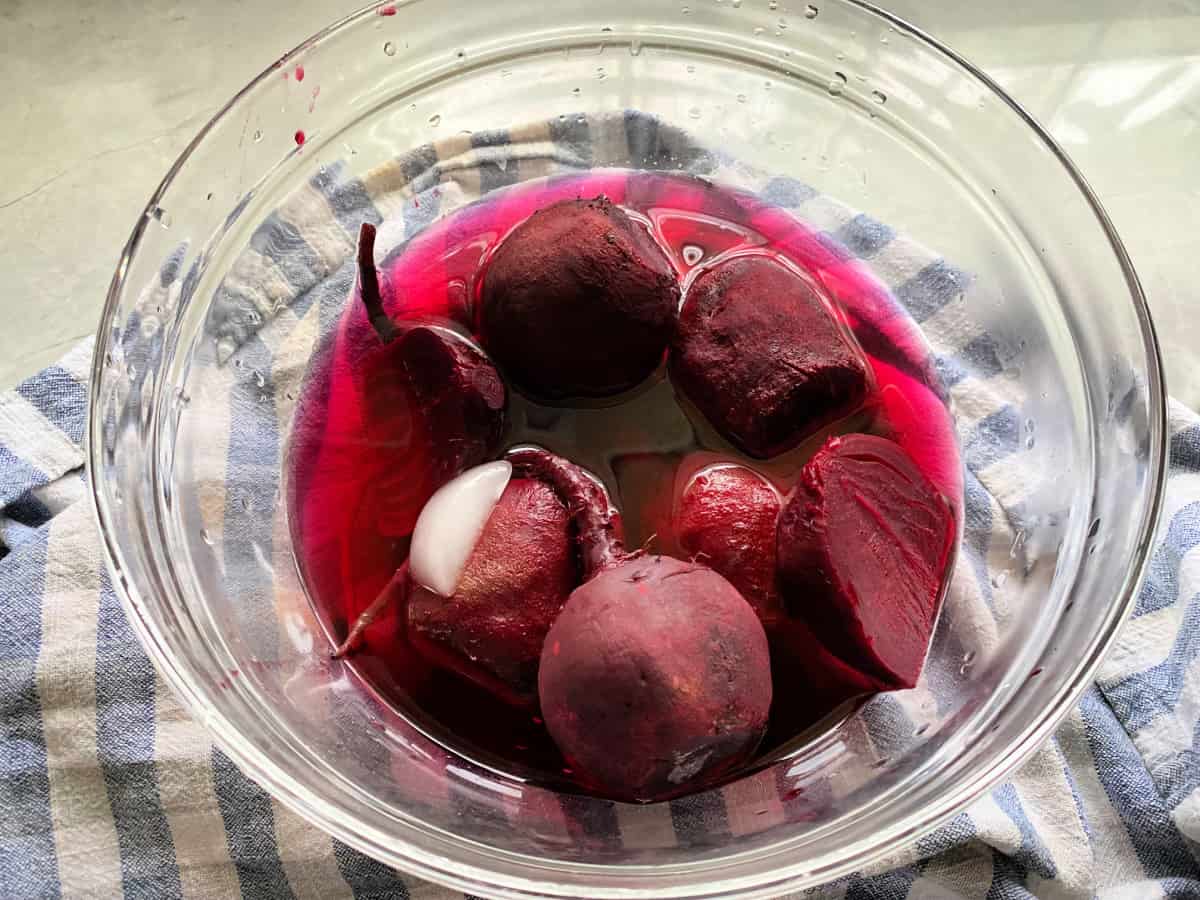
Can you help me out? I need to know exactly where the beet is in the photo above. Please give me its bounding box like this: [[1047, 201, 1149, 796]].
[[356, 223, 507, 535], [334, 462, 575, 709], [510, 447, 772, 802], [776, 433, 956, 689], [480, 197, 680, 401], [407, 475, 575, 706], [670, 255, 872, 459], [675, 463, 784, 628]]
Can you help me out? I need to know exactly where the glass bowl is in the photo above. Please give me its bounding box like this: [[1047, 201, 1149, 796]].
[[88, 0, 1165, 896]]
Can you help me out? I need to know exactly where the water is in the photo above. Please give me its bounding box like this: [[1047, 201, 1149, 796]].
[[287, 169, 961, 794]]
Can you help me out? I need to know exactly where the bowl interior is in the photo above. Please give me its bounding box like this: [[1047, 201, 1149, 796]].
[[90, 0, 1163, 896]]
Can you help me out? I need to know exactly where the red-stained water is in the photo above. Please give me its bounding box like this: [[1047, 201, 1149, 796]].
[[294, 130, 306, 147], [287, 169, 962, 790]]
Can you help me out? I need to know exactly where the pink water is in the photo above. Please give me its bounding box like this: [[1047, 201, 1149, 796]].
[[287, 168, 962, 787]]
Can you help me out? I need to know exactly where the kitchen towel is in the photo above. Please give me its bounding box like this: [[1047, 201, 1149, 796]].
[[3, 111, 1199, 899]]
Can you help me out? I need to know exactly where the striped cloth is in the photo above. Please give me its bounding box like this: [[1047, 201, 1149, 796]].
[[3, 111, 1200, 899]]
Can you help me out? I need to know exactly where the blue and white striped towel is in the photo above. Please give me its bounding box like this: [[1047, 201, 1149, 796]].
[[4, 111, 1200, 899]]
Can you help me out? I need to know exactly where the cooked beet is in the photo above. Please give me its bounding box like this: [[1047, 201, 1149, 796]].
[[334, 463, 575, 709], [675, 463, 784, 628], [480, 197, 680, 401], [670, 255, 872, 458], [509, 447, 772, 802], [407, 476, 575, 706], [776, 433, 956, 689], [541, 556, 773, 802], [356, 223, 506, 535]]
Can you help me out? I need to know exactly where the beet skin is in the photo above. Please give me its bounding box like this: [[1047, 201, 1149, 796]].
[[407, 477, 575, 707], [776, 433, 956, 689], [675, 464, 784, 628], [670, 255, 872, 458], [509, 447, 772, 802], [480, 197, 680, 401], [539, 556, 773, 802]]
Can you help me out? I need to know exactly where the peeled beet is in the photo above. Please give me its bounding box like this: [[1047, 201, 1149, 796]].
[[670, 255, 872, 458], [356, 223, 506, 535], [509, 447, 772, 802], [675, 464, 784, 628], [480, 197, 680, 401], [776, 433, 956, 689], [407, 476, 575, 706]]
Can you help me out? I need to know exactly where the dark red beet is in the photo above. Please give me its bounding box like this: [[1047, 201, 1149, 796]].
[[407, 477, 575, 707], [510, 447, 772, 802], [675, 463, 784, 628], [776, 433, 956, 689], [356, 223, 507, 535], [480, 197, 681, 401], [670, 255, 872, 458]]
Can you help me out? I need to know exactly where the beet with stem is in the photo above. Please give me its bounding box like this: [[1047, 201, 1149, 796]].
[[480, 197, 681, 402], [776, 433, 956, 690], [514, 447, 773, 803], [670, 254, 872, 459], [355, 222, 507, 536]]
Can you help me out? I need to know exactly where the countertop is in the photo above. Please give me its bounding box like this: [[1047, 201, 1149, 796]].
[[2, 0, 1198, 402]]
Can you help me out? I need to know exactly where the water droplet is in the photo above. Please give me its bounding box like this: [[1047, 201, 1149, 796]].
[[804, 4, 818, 17], [871, 90, 887, 104], [827, 71, 847, 95], [914, 722, 930, 736], [1025, 434, 1035, 450], [629, 38, 643, 56], [596, 66, 606, 79], [778, 18, 788, 29], [240, 495, 252, 512], [682, 244, 704, 265], [990, 571, 1008, 589], [736, 93, 747, 103], [732, 0, 743, 7], [753, 26, 766, 35], [880, 33, 889, 43], [768, 0, 778, 9], [175, 388, 191, 407], [253, 129, 263, 143], [200, 529, 214, 546], [688, 106, 702, 119], [686, 64, 696, 73], [572, 87, 581, 97], [428, 113, 441, 127], [764, 79, 773, 90], [253, 370, 266, 388], [1087, 518, 1101, 539], [455, 48, 466, 60], [681, 3, 690, 12], [150, 206, 172, 228], [383, 41, 396, 56]]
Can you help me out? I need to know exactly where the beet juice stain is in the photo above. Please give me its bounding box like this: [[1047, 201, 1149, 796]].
[[286, 169, 962, 790]]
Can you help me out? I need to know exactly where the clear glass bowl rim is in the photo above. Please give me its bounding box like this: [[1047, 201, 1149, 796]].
[[87, 1, 1168, 896]]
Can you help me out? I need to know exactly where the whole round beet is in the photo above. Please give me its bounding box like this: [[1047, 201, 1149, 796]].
[[510, 447, 772, 803], [670, 254, 872, 458], [480, 197, 680, 401], [776, 433, 956, 689]]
